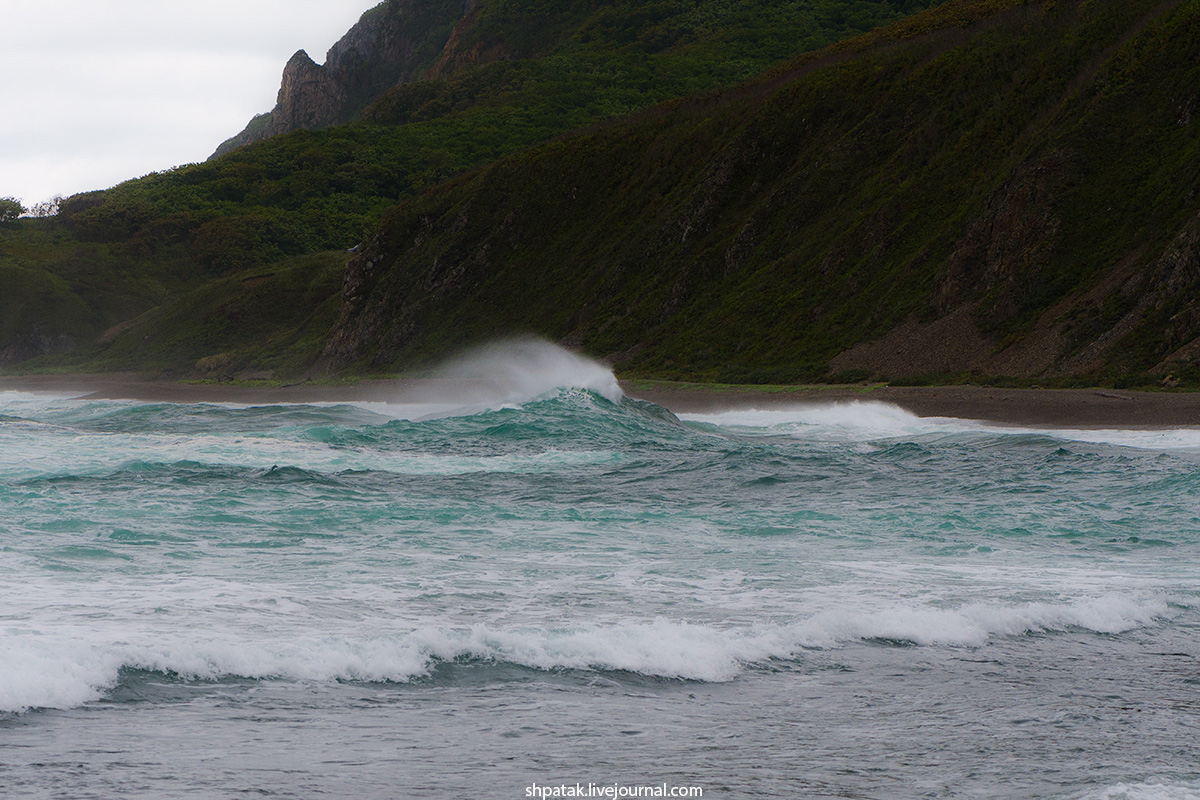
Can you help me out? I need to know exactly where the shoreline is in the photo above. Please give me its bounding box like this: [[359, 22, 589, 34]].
[[2, 373, 1200, 427], [625, 382, 1200, 428]]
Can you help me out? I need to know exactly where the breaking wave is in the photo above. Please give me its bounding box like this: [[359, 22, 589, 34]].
[[681, 401, 1200, 451], [1, 593, 1172, 714], [1081, 784, 1200, 800]]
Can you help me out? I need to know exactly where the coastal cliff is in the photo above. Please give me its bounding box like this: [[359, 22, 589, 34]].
[[212, 0, 475, 158]]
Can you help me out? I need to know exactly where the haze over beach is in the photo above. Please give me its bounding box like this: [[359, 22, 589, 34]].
[[3, 0, 1200, 798]]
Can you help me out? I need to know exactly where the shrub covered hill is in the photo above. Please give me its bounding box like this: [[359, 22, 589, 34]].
[[319, 0, 1200, 387], [0, 0, 943, 375], [6, 0, 1200, 388]]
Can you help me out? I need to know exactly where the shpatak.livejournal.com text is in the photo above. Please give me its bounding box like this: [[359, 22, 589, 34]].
[[525, 783, 703, 798]]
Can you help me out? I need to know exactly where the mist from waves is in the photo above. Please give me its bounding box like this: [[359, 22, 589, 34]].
[[429, 337, 623, 405], [335, 337, 626, 422]]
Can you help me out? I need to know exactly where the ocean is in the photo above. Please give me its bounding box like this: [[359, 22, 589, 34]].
[[2, 345, 1198, 799]]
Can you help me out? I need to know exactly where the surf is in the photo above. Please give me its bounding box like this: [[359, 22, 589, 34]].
[[0, 589, 1176, 714]]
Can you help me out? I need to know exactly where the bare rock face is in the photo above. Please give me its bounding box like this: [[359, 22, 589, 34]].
[[212, 0, 473, 158], [268, 50, 347, 136]]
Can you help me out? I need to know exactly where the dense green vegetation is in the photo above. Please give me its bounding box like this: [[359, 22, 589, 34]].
[[64, 0, 946, 266], [0, 198, 24, 224], [6, 0, 1199, 389], [78, 251, 349, 377], [317, 0, 1200, 386], [2, 0, 948, 376]]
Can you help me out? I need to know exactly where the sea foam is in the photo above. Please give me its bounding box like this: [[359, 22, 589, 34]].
[[680, 401, 931, 440], [1082, 783, 1200, 800], [0, 593, 1172, 714], [681, 401, 1200, 451]]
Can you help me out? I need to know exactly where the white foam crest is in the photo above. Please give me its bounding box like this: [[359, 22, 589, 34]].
[[0, 636, 124, 713], [450, 620, 785, 682], [142, 619, 781, 683], [0, 620, 771, 712], [680, 401, 946, 440], [429, 338, 623, 406], [680, 401, 1200, 451], [0, 594, 1171, 713], [1080, 783, 1200, 800], [791, 593, 1171, 648]]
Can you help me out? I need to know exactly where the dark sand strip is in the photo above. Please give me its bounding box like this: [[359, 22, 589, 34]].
[[3, 374, 1200, 427]]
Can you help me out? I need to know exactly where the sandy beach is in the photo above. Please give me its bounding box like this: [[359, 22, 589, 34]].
[[3, 373, 1200, 427]]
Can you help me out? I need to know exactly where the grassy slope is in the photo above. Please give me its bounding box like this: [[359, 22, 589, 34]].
[[77, 251, 350, 378], [318, 0, 1200, 386]]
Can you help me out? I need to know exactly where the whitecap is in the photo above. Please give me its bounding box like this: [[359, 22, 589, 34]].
[[680, 401, 1200, 451], [0, 592, 1174, 713], [1079, 782, 1200, 800]]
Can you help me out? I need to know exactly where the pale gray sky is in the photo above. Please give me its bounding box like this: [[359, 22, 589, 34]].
[[0, 0, 376, 206]]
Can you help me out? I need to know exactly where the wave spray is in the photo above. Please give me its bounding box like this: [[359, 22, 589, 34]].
[[423, 337, 623, 406]]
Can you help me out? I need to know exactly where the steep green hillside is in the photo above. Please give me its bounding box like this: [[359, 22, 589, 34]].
[[3, 0, 946, 374], [316, 0, 1200, 386], [64, 0, 946, 269], [0, 219, 169, 363], [11, 0, 1197, 388], [82, 251, 349, 378]]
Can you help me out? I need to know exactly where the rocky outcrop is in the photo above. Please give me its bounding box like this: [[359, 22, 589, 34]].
[[268, 50, 347, 135], [212, 0, 474, 158]]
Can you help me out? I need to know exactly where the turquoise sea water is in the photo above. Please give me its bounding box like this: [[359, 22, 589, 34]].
[[2, 349, 1199, 799]]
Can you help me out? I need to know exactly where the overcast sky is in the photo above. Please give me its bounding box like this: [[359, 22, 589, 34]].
[[0, 0, 376, 206]]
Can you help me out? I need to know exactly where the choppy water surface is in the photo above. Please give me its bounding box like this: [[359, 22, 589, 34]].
[[2, 350, 1198, 799]]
